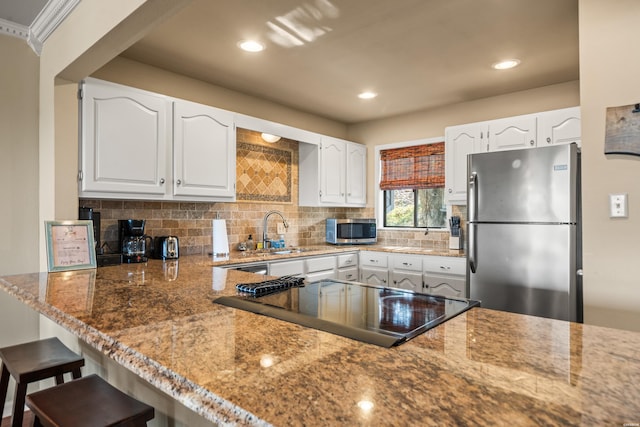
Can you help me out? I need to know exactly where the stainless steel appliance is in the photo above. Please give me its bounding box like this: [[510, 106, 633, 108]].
[[326, 218, 377, 245], [153, 236, 179, 259], [467, 143, 582, 322], [215, 279, 479, 347], [118, 219, 153, 263]]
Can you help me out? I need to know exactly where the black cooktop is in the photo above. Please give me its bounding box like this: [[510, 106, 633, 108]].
[[214, 279, 480, 347]]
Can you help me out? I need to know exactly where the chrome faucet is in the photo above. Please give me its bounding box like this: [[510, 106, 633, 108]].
[[262, 210, 289, 248]]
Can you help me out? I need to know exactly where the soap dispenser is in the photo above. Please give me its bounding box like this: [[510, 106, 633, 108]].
[[247, 234, 254, 251]]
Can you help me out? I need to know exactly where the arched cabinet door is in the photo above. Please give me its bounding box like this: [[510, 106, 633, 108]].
[[173, 99, 235, 200], [80, 78, 171, 198]]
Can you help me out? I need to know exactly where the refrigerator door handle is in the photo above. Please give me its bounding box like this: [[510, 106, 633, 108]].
[[469, 223, 477, 273], [469, 172, 478, 222], [468, 172, 478, 273]]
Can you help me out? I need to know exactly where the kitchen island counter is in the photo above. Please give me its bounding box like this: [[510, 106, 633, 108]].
[[0, 259, 638, 426]]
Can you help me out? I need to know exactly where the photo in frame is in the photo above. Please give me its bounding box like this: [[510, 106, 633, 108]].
[[45, 220, 97, 272], [604, 103, 640, 156]]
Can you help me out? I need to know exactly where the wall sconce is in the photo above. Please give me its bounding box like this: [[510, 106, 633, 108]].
[[261, 133, 281, 143]]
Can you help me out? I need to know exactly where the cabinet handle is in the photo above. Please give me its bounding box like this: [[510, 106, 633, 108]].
[[439, 266, 451, 270], [176, 179, 182, 186], [402, 262, 411, 266], [448, 188, 452, 193], [547, 137, 551, 144], [529, 139, 535, 146], [382, 279, 387, 283], [160, 178, 165, 184], [370, 259, 377, 263]]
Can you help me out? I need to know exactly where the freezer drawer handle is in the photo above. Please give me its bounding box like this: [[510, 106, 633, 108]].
[[469, 223, 477, 273]]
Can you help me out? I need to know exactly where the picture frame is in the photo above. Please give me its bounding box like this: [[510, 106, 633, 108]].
[[45, 220, 97, 272], [604, 103, 640, 156]]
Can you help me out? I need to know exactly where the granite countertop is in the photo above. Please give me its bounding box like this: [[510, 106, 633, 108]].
[[1, 259, 639, 426], [209, 244, 465, 267]]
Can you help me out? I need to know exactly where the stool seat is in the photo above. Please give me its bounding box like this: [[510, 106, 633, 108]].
[[0, 337, 84, 427], [26, 374, 155, 427]]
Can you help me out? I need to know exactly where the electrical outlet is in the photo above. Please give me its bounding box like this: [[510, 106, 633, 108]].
[[277, 223, 286, 234], [609, 193, 628, 218]]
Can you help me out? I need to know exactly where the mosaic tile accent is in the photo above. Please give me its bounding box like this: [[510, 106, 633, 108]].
[[236, 142, 292, 203]]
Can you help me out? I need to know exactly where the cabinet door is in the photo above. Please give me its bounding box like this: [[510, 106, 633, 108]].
[[80, 79, 171, 197], [445, 123, 486, 204], [320, 136, 346, 203], [319, 282, 345, 322], [346, 143, 366, 205], [173, 100, 236, 199], [488, 115, 537, 151], [423, 273, 466, 298], [538, 107, 581, 147], [360, 267, 389, 287], [391, 271, 423, 292]]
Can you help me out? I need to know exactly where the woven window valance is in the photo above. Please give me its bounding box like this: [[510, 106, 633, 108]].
[[379, 142, 445, 190]]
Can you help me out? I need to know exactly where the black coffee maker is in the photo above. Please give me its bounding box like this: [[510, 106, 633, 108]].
[[118, 220, 153, 263]]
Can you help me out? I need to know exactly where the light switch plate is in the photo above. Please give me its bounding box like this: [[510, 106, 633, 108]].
[[609, 193, 628, 218]]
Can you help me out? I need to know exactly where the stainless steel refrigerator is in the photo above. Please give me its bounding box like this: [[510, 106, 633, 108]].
[[466, 143, 582, 322]]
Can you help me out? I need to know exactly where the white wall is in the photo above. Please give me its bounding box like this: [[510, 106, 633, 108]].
[[578, 0, 640, 331]]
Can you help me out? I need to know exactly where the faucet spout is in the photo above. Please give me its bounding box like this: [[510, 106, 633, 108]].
[[262, 210, 289, 247]]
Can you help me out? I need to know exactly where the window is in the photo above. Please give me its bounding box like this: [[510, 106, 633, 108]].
[[380, 142, 446, 228]]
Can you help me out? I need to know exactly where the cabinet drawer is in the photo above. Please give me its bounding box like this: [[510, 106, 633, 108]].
[[305, 256, 336, 273], [337, 253, 358, 268], [390, 254, 423, 272], [269, 260, 304, 276], [423, 256, 465, 275], [359, 251, 388, 268], [337, 266, 358, 281]]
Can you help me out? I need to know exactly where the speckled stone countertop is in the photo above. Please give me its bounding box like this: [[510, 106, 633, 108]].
[[1, 258, 639, 426], [209, 244, 465, 267]]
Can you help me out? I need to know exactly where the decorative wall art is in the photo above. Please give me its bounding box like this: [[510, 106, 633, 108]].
[[236, 142, 292, 203], [604, 103, 640, 156], [44, 220, 97, 272]]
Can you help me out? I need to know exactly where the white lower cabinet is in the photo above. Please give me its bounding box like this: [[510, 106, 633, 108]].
[[337, 253, 358, 281], [422, 256, 467, 298], [390, 254, 423, 292], [359, 251, 389, 286], [268, 260, 304, 277]]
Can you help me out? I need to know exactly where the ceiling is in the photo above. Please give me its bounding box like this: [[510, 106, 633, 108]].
[[1, 0, 579, 124], [0, 0, 47, 26]]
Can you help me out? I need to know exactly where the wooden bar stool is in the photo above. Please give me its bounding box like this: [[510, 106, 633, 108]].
[[26, 374, 155, 427], [0, 337, 84, 427]]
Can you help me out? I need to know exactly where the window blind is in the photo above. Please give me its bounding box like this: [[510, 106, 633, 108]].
[[379, 142, 445, 190]]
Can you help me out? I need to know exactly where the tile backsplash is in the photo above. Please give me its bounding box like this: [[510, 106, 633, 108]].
[[80, 129, 465, 256]]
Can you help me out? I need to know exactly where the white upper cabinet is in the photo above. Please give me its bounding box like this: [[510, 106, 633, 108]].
[[320, 136, 346, 204], [445, 123, 486, 204], [487, 114, 537, 151], [444, 107, 580, 204], [538, 107, 581, 147], [79, 78, 171, 197], [79, 78, 236, 202], [346, 142, 367, 205], [173, 100, 235, 200], [299, 136, 367, 207]]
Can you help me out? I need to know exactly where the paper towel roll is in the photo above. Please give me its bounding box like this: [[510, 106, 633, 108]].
[[212, 219, 229, 257]]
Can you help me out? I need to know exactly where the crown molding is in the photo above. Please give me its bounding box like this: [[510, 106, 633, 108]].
[[27, 0, 80, 55], [0, 18, 29, 40]]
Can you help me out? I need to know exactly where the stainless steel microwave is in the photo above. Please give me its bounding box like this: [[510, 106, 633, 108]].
[[326, 218, 377, 245]]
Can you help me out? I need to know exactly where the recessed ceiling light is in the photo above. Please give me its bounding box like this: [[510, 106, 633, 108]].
[[238, 40, 265, 52], [492, 59, 521, 70], [358, 91, 377, 100]]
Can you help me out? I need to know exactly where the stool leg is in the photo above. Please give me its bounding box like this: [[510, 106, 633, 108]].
[[10, 381, 27, 427], [0, 364, 9, 417], [34, 416, 44, 427], [55, 374, 64, 385], [72, 367, 82, 380]]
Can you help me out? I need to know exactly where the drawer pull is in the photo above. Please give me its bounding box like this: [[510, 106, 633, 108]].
[[439, 266, 451, 270]]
